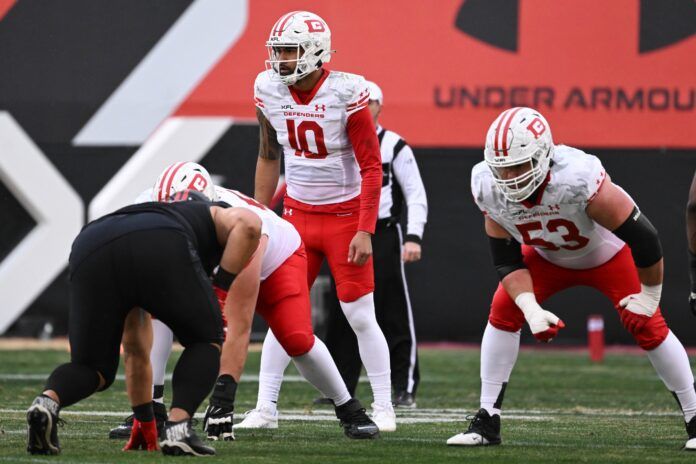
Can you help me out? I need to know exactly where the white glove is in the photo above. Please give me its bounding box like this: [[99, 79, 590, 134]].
[[515, 292, 565, 343], [618, 284, 661, 335], [619, 284, 661, 317]]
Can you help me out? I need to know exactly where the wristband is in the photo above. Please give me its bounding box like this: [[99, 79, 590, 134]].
[[213, 267, 237, 289]]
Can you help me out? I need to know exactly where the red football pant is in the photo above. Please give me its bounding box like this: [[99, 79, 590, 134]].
[[255, 245, 315, 357], [284, 208, 374, 303], [489, 245, 669, 350]]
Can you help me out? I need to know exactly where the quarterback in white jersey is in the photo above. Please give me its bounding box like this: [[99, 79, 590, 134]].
[[249, 10, 395, 432], [114, 161, 380, 442], [447, 107, 696, 450]]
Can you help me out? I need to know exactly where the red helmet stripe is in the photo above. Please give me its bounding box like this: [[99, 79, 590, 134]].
[[156, 162, 179, 201], [492, 109, 511, 156], [501, 107, 523, 157], [160, 162, 186, 201], [273, 11, 300, 37]]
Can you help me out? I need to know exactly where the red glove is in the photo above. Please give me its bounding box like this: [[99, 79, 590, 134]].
[[618, 307, 650, 335], [532, 319, 566, 343], [123, 418, 159, 451]]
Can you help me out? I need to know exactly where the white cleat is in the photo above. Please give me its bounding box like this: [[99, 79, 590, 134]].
[[233, 404, 278, 430], [447, 432, 490, 446], [684, 437, 696, 450], [371, 402, 397, 432]]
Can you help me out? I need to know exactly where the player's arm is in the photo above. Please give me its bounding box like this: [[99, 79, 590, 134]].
[[254, 108, 282, 206], [486, 216, 564, 342], [687, 171, 696, 315], [346, 106, 382, 265], [213, 207, 262, 277], [586, 176, 663, 333]]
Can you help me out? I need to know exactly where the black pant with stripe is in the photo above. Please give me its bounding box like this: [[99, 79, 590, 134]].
[[323, 222, 420, 397]]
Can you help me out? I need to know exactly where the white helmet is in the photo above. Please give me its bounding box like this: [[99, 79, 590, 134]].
[[265, 11, 333, 86], [483, 107, 554, 202], [153, 161, 217, 202]]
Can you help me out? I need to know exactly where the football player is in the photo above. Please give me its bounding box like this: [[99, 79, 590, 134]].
[[27, 191, 262, 456], [447, 107, 696, 449], [247, 10, 396, 431], [111, 162, 379, 441]]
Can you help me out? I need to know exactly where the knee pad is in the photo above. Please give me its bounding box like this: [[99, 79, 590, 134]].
[[633, 311, 669, 350], [344, 308, 378, 334], [278, 331, 315, 357], [488, 315, 524, 333], [336, 281, 373, 303]]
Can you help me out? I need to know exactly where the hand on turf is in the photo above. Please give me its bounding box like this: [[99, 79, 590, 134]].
[[348, 231, 372, 266], [123, 418, 159, 451], [203, 404, 235, 441]]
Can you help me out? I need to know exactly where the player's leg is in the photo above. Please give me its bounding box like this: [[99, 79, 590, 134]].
[[448, 247, 572, 446], [591, 246, 696, 447], [253, 247, 378, 438], [29, 238, 128, 455], [108, 317, 171, 440], [323, 213, 395, 431]]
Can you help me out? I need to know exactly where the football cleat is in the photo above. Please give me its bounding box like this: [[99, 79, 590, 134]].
[[108, 401, 167, 439], [335, 399, 380, 439], [684, 415, 696, 450], [26, 395, 63, 455], [393, 391, 417, 409], [371, 401, 397, 432], [203, 404, 235, 441], [160, 420, 215, 456], [233, 403, 278, 430], [447, 408, 502, 446]]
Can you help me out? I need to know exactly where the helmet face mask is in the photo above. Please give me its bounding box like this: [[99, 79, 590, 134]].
[[483, 107, 554, 202], [153, 162, 217, 202], [265, 11, 332, 86]]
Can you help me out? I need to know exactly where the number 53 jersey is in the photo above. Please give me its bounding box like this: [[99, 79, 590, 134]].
[[471, 145, 626, 270], [254, 69, 370, 206]]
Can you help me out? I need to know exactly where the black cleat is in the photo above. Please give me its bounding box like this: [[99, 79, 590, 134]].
[[108, 401, 167, 439], [684, 415, 696, 450], [447, 408, 501, 446], [393, 391, 417, 409], [335, 399, 380, 439], [160, 420, 215, 456], [27, 395, 62, 455]]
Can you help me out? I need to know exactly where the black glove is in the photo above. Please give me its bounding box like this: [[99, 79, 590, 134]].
[[203, 404, 234, 441]]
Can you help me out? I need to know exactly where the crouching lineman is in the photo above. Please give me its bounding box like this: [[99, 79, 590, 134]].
[[447, 107, 696, 449], [26, 192, 262, 456], [111, 162, 379, 441]]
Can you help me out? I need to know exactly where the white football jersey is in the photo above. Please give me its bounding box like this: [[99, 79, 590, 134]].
[[254, 69, 370, 205], [135, 187, 301, 280], [471, 145, 626, 270]]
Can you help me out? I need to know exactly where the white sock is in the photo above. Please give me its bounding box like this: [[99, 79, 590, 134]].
[[646, 330, 696, 422], [340, 293, 392, 405], [480, 323, 520, 417], [292, 337, 351, 407], [256, 329, 291, 412], [150, 319, 173, 403]]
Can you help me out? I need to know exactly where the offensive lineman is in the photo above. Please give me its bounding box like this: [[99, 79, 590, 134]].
[[447, 107, 696, 449], [247, 10, 396, 431]]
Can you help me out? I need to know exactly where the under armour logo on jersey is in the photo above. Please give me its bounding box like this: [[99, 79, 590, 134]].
[[283, 208, 293, 216], [314, 104, 326, 112]]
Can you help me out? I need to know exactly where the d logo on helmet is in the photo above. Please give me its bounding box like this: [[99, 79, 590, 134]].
[[305, 19, 325, 32]]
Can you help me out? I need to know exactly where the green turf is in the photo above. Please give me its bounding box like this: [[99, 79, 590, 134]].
[[1, 347, 695, 463]]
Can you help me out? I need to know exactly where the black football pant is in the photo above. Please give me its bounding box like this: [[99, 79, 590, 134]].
[[46, 221, 223, 415], [323, 223, 420, 396]]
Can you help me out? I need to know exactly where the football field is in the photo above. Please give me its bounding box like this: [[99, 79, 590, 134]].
[[1, 346, 694, 463]]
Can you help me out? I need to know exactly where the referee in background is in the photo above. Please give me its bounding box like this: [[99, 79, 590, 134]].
[[321, 81, 428, 408]]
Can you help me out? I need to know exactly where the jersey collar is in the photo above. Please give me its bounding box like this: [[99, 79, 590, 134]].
[[288, 69, 330, 106], [521, 172, 551, 209]]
